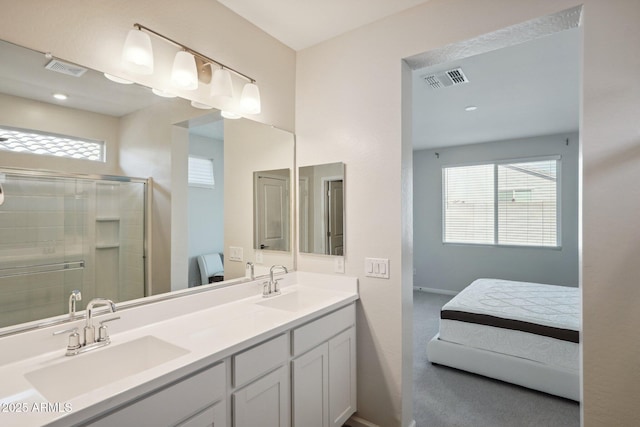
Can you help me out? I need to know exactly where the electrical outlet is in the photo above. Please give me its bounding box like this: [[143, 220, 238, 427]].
[[334, 256, 345, 273], [255, 251, 263, 264]]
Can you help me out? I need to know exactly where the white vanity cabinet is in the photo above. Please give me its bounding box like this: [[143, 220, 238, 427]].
[[85, 361, 226, 427], [291, 304, 357, 427], [232, 334, 291, 427]]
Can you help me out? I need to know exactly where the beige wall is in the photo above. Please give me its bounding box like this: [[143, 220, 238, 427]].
[[296, 0, 640, 426]]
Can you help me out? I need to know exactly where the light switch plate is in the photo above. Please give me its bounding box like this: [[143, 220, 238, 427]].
[[229, 246, 243, 262], [365, 257, 389, 279]]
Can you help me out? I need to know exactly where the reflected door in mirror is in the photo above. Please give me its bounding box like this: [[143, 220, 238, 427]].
[[254, 170, 290, 251]]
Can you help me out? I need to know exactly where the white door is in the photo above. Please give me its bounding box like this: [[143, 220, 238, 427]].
[[256, 174, 290, 251], [329, 327, 356, 427], [233, 365, 290, 427], [325, 180, 344, 255], [292, 343, 329, 427]]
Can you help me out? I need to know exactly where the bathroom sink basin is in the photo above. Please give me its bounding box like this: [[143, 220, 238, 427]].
[[255, 290, 320, 312], [25, 335, 189, 402]]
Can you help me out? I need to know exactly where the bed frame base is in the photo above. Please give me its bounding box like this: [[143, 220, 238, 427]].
[[427, 334, 580, 401]]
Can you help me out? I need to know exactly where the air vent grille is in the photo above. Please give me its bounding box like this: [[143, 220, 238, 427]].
[[422, 67, 469, 89], [45, 59, 88, 77]]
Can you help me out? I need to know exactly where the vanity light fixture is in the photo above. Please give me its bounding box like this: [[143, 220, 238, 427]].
[[122, 24, 261, 114], [121, 28, 154, 75], [171, 50, 198, 90]]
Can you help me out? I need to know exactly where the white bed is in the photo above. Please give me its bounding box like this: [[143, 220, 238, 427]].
[[426, 278, 580, 401]]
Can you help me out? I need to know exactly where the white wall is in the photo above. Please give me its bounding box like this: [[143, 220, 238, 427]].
[[414, 133, 580, 293], [297, 0, 640, 425], [188, 134, 224, 287]]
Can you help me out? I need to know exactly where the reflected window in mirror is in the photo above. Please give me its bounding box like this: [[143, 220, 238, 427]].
[[298, 162, 345, 255]]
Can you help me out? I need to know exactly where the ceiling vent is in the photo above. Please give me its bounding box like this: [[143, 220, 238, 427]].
[[422, 67, 469, 89], [45, 59, 88, 77]]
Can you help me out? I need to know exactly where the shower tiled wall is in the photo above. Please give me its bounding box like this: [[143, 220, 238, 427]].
[[0, 172, 146, 328]]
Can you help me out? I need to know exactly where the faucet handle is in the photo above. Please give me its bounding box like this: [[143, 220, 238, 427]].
[[98, 316, 120, 342], [53, 327, 81, 354], [53, 327, 78, 336]]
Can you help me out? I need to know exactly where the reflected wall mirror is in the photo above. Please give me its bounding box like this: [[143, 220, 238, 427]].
[[0, 38, 294, 333], [298, 162, 345, 255]]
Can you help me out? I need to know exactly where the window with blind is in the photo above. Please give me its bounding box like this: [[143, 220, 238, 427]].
[[188, 156, 215, 188], [443, 158, 559, 247]]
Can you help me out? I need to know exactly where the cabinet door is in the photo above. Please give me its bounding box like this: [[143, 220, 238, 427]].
[[292, 343, 329, 427], [233, 365, 290, 427], [329, 327, 357, 427], [176, 399, 226, 427]]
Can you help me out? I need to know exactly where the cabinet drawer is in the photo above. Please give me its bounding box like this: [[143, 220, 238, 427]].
[[88, 361, 226, 426], [292, 304, 355, 356], [233, 334, 288, 387]]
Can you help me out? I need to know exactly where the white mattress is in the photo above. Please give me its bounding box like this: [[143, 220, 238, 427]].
[[437, 278, 580, 371]]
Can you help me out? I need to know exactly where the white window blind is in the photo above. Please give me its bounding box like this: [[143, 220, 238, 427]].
[[188, 156, 215, 188], [443, 158, 559, 247], [443, 164, 494, 244]]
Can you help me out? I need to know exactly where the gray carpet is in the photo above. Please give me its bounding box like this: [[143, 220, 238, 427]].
[[413, 290, 580, 427]]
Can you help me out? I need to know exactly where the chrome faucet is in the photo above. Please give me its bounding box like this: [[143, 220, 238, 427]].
[[246, 261, 255, 280], [54, 297, 119, 356], [262, 265, 288, 297], [84, 298, 117, 345], [68, 289, 82, 319]]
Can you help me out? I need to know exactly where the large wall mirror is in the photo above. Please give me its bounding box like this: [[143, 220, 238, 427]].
[[298, 162, 345, 256], [0, 39, 294, 334]]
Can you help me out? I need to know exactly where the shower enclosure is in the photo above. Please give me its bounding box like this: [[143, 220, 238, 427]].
[[0, 168, 148, 328]]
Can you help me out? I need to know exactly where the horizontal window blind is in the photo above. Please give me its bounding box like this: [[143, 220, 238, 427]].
[[443, 164, 494, 244], [498, 160, 558, 247], [443, 159, 559, 248], [188, 156, 215, 188]]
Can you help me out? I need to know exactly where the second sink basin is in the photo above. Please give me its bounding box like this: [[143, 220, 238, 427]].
[[255, 289, 321, 312], [25, 335, 189, 402]]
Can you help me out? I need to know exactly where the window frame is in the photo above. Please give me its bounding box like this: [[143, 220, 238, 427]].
[[441, 155, 562, 249]]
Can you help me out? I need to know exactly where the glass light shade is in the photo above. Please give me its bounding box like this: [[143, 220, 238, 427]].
[[191, 101, 214, 110], [152, 88, 177, 98], [210, 68, 234, 102], [221, 110, 242, 119], [121, 29, 154, 75], [240, 83, 261, 114], [104, 73, 133, 84], [171, 51, 198, 90]]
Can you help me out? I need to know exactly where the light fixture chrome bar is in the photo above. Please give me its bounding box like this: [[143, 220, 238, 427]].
[[134, 23, 256, 83]]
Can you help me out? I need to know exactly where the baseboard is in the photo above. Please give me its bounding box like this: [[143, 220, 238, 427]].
[[346, 415, 379, 427], [413, 286, 458, 296], [346, 416, 415, 427]]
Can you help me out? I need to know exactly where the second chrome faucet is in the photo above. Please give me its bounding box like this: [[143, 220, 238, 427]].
[[262, 265, 288, 298], [54, 296, 119, 356]]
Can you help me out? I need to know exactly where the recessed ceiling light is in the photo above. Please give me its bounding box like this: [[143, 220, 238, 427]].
[[464, 105, 478, 111], [52, 93, 68, 100]]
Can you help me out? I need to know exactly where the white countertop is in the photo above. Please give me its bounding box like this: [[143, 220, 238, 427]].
[[0, 272, 358, 427]]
